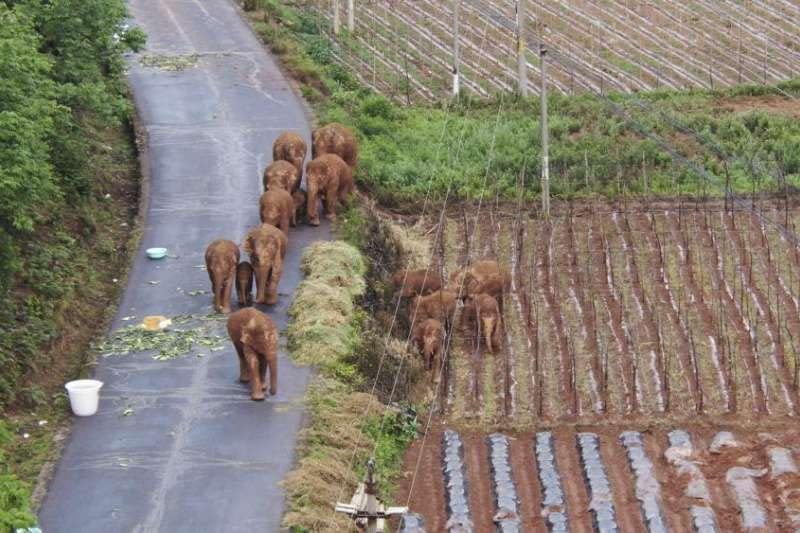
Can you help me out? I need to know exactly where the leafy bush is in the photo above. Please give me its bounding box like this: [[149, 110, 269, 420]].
[[0, 422, 36, 530], [0, 0, 145, 405]]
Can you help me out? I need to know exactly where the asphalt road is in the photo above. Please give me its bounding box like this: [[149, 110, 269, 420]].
[[37, 0, 326, 530]]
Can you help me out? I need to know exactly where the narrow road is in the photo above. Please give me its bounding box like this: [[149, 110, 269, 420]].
[[38, 0, 325, 530]]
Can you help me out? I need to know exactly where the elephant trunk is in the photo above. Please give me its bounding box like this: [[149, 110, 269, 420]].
[[482, 316, 496, 352], [212, 267, 226, 311]]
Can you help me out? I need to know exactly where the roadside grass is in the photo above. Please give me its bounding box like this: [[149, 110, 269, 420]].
[[0, 121, 141, 528], [245, 0, 800, 205], [283, 239, 419, 532]]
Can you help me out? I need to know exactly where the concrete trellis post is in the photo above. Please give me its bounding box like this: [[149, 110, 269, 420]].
[[452, 0, 461, 96], [516, 0, 528, 96], [333, 0, 341, 35], [347, 0, 354, 33]]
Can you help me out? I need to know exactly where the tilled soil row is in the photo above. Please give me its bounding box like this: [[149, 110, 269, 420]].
[[398, 424, 800, 533]]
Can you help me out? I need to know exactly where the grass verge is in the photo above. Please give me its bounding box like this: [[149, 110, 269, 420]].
[[244, 0, 800, 206], [283, 240, 418, 532]]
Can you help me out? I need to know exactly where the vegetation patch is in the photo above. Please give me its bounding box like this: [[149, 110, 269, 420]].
[[96, 314, 226, 361], [139, 54, 199, 71], [283, 239, 418, 532], [245, 0, 800, 204]]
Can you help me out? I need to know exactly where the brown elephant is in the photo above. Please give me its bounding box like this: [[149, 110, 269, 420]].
[[462, 293, 503, 353], [311, 122, 358, 169], [413, 318, 444, 375], [263, 160, 300, 193], [236, 261, 254, 306], [259, 189, 295, 235], [305, 153, 353, 226], [391, 268, 443, 298], [409, 289, 457, 327], [227, 307, 278, 400], [292, 190, 307, 222], [450, 260, 511, 311], [242, 224, 287, 305], [205, 239, 240, 313], [272, 131, 307, 184]]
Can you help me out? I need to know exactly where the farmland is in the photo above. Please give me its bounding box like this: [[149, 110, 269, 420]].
[[314, 0, 800, 102]]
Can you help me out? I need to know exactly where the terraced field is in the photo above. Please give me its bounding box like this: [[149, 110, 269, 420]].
[[388, 201, 800, 531], [314, 0, 800, 101]]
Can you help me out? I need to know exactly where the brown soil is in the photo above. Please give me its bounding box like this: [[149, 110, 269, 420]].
[[397, 426, 447, 532], [597, 432, 648, 533], [717, 95, 800, 118], [462, 432, 497, 533], [642, 430, 693, 532], [551, 427, 593, 533], [507, 434, 547, 532]]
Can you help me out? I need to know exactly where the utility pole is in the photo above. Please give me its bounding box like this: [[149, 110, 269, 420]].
[[335, 459, 408, 532], [540, 44, 550, 219], [333, 0, 341, 35], [452, 0, 461, 96], [516, 0, 528, 96], [347, 0, 354, 33]]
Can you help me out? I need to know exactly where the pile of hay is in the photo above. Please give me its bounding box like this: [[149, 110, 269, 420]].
[[287, 241, 365, 366]]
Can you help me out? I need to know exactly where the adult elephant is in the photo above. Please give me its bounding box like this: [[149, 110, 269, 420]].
[[305, 153, 353, 226], [263, 160, 300, 193], [311, 122, 358, 169], [242, 224, 287, 305], [259, 188, 295, 236], [462, 293, 503, 352], [227, 307, 278, 400], [205, 239, 240, 313], [272, 131, 306, 185]]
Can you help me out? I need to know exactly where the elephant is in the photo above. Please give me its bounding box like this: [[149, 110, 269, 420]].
[[413, 318, 444, 376], [227, 307, 278, 400], [391, 268, 443, 298], [292, 189, 307, 222], [205, 239, 240, 313], [236, 261, 254, 306], [462, 293, 503, 353], [259, 188, 295, 236], [311, 122, 358, 169], [242, 224, 287, 305], [409, 289, 457, 328], [272, 131, 307, 184], [450, 260, 511, 311], [263, 160, 300, 193], [305, 153, 353, 226]]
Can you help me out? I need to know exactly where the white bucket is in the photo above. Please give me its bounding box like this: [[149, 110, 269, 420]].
[[65, 379, 104, 416]]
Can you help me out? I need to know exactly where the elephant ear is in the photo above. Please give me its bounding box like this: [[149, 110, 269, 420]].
[[242, 233, 254, 254]]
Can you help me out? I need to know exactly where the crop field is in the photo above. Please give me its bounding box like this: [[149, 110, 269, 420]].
[[313, 0, 800, 102], [387, 200, 800, 531]]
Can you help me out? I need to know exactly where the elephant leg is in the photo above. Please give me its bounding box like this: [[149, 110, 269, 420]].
[[266, 257, 283, 305], [234, 341, 249, 382], [222, 269, 235, 313], [213, 275, 225, 313], [323, 186, 339, 221], [267, 355, 277, 396], [259, 355, 268, 391], [307, 182, 320, 226], [245, 347, 264, 401], [280, 213, 290, 237]]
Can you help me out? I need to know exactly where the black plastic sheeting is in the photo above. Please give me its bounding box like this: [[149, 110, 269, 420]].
[[487, 433, 521, 533], [534, 432, 569, 532], [666, 430, 718, 533], [442, 430, 473, 533], [399, 512, 427, 533], [576, 432, 619, 533], [619, 431, 668, 533]]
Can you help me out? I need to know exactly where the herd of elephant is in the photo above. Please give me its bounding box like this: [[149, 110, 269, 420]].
[[393, 259, 511, 383], [203, 123, 358, 400]]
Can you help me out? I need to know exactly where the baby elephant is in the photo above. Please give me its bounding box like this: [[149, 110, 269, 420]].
[[243, 224, 287, 305], [259, 188, 295, 236], [272, 131, 307, 184], [311, 122, 358, 168], [413, 318, 444, 376], [305, 153, 353, 226], [263, 160, 300, 193], [409, 289, 457, 327], [236, 261, 254, 306], [462, 293, 503, 353], [205, 239, 240, 313], [227, 308, 278, 400], [391, 268, 443, 298]]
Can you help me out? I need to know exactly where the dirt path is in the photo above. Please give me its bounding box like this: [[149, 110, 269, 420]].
[[37, 1, 325, 530]]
